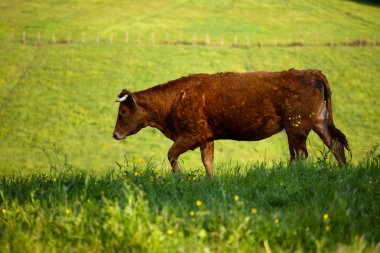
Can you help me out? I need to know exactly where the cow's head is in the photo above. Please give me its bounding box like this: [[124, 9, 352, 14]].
[[113, 89, 147, 140]]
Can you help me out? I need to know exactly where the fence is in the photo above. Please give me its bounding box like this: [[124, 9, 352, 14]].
[[8, 31, 379, 48]]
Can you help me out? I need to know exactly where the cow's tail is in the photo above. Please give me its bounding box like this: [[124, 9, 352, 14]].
[[318, 71, 351, 156]]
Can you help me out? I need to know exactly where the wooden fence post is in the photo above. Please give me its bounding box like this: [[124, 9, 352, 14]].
[[234, 35, 238, 47], [125, 32, 129, 44], [205, 34, 210, 45]]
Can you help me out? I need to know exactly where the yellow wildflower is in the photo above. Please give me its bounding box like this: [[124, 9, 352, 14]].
[[134, 172, 139, 177], [326, 225, 330, 232], [196, 200, 202, 207], [275, 218, 280, 224], [65, 208, 71, 215], [190, 211, 195, 216], [167, 229, 173, 235], [2, 209, 6, 214], [234, 195, 239, 201], [323, 213, 329, 220], [251, 208, 257, 214]]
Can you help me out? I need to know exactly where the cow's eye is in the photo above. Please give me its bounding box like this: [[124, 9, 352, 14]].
[[120, 110, 126, 115]]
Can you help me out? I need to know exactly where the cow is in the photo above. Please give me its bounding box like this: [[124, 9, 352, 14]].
[[113, 69, 350, 177]]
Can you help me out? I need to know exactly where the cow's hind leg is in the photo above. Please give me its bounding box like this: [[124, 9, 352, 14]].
[[285, 126, 311, 161], [168, 136, 201, 174], [313, 122, 346, 166], [200, 141, 214, 178]]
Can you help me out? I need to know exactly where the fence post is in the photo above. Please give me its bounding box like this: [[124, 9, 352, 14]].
[[233, 35, 238, 47], [125, 32, 129, 44], [205, 34, 210, 45], [110, 33, 114, 43], [151, 32, 155, 44]]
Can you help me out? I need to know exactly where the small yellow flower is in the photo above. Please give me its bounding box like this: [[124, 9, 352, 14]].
[[2, 208, 6, 214], [251, 208, 257, 214], [195, 200, 202, 207], [275, 218, 280, 224], [109, 206, 114, 211], [167, 229, 173, 235], [65, 208, 71, 215], [326, 225, 330, 232], [234, 195, 239, 201], [190, 211, 195, 216], [138, 159, 145, 164], [134, 172, 139, 177], [323, 213, 329, 220]]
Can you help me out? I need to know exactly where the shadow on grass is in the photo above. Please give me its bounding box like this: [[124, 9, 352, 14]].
[[349, 0, 380, 7]]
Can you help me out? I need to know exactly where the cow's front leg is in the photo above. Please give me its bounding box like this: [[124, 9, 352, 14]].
[[168, 136, 200, 174], [200, 141, 214, 178]]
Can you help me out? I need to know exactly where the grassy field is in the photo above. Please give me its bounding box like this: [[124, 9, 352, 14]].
[[1, 0, 380, 252], [1, 157, 380, 252]]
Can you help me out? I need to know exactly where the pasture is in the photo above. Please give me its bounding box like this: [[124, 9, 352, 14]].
[[1, 0, 380, 252]]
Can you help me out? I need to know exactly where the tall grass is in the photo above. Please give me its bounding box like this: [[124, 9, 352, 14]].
[[1, 154, 379, 252]]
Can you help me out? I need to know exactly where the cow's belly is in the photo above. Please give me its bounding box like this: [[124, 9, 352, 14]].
[[209, 113, 284, 141]]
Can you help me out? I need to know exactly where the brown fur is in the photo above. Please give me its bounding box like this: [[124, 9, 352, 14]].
[[113, 69, 349, 177]]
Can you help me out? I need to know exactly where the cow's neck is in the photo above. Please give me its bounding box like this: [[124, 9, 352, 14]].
[[135, 90, 175, 140]]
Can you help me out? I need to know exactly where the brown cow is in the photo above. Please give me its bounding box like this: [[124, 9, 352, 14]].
[[113, 69, 350, 177]]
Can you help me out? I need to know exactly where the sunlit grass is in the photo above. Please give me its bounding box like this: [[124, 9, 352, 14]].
[[1, 154, 379, 252]]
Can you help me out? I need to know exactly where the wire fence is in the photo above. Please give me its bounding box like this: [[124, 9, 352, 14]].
[[4, 31, 379, 48]]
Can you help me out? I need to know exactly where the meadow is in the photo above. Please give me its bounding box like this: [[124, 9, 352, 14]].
[[1, 0, 380, 252]]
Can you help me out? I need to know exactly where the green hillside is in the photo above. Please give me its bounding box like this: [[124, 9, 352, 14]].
[[0, 0, 379, 173]]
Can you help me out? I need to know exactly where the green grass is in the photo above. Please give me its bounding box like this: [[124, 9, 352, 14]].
[[0, 43, 379, 173], [1, 155, 379, 252], [0, 0, 379, 172], [1, 0, 380, 251]]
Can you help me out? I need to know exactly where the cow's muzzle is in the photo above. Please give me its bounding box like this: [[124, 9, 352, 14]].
[[113, 131, 126, 140]]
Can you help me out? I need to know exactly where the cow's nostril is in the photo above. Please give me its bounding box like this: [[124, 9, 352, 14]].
[[113, 132, 118, 139]]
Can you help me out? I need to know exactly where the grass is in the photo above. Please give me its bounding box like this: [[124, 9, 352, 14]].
[[0, 0, 379, 172], [1, 0, 380, 251], [0, 43, 379, 173], [1, 154, 379, 252]]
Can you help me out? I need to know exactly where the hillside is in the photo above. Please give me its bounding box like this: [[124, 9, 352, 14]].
[[0, 0, 379, 173]]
